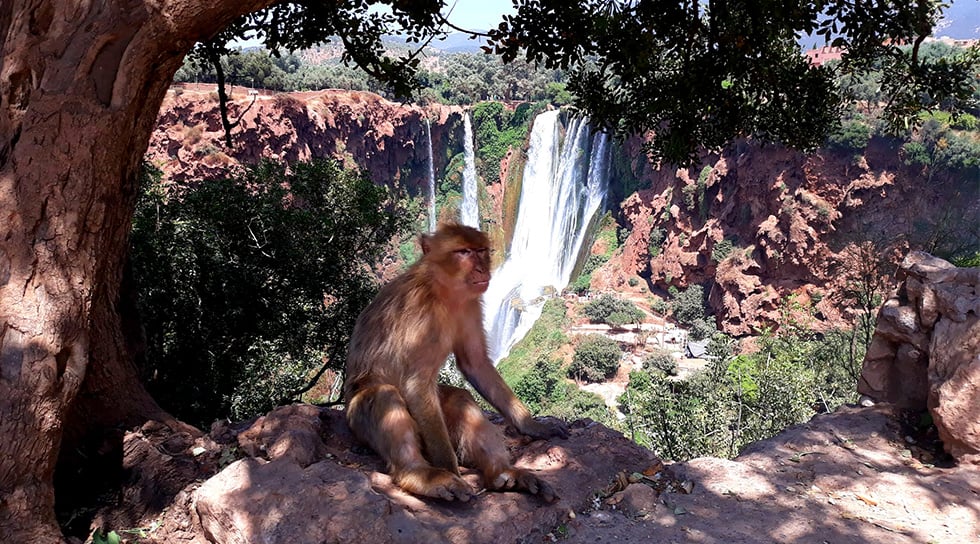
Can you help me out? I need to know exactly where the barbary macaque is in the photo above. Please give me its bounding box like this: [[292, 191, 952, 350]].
[[345, 223, 568, 502]]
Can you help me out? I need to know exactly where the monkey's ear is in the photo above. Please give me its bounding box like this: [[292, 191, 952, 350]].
[[420, 234, 433, 255]]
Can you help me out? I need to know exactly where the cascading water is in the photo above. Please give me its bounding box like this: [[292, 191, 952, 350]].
[[460, 112, 480, 228], [482, 110, 611, 363], [425, 119, 436, 232]]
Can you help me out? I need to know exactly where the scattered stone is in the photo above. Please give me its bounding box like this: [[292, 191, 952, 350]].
[[607, 483, 659, 518]]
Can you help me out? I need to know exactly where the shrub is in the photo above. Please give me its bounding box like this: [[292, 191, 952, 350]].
[[671, 285, 707, 326], [568, 335, 622, 383], [583, 294, 644, 326], [569, 273, 592, 295], [688, 317, 718, 342], [827, 119, 872, 151], [620, 324, 861, 461], [513, 358, 565, 414], [952, 113, 978, 131], [650, 297, 669, 316], [711, 238, 736, 262], [643, 350, 678, 376], [648, 227, 666, 257]]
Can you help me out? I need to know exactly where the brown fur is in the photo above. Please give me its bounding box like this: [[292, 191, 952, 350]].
[[345, 223, 567, 502]]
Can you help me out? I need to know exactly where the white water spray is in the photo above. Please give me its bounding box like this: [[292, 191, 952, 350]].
[[425, 119, 436, 232], [482, 110, 611, 363], [460, 112, 480, 228]]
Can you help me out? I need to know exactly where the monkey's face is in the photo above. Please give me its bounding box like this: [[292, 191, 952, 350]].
[[453, 246, 491, 296]]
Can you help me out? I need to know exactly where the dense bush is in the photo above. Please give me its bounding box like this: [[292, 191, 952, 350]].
[[620, 325, 862, 461], [499, 301, 615, 426], [711, 238, 736, 262], [826, 119, 872, 151], [568, 335, 622, 382], [583, 294, 644, 327], [688, 317, 718, 342], [498, 298, 569, 382], [569, 254, 609, 294], [512, 358, 566, 415], [671, 284, 708, 326], [643, 350, 678, 376], [131, 159, 407, 425]]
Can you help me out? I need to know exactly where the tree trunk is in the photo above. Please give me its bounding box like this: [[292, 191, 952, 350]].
[[0, 1, 276, 541]]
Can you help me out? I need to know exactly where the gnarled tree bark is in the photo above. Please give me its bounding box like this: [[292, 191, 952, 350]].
[[0, 1, 277, 541]]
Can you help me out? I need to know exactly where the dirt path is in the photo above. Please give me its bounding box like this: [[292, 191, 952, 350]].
[[557, 404, 979, 543]]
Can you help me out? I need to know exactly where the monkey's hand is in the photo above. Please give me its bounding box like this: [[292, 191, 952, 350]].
[[487, 468, 559, 503], [519, 416, 569, 440]]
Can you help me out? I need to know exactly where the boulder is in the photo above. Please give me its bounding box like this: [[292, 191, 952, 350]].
[[193, 410, 660, 544], [859, 251, 980, 464], [928, 315, 980, 463]]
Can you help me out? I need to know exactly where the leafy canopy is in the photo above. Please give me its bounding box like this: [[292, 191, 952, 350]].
[[198, 2, 978, 163], [131, 159, 408, 425], [488, 0, 979, 164]]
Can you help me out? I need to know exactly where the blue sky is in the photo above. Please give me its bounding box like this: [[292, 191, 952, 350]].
[[442, 0, 515, 31]]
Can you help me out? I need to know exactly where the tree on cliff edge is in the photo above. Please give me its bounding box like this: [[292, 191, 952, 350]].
[[0, 1, 974, 542]]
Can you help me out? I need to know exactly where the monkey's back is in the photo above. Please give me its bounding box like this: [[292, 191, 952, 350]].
[[344, 266, 453, 398]]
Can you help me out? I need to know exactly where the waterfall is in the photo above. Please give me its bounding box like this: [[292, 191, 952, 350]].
[[425, 119, 436, 232], [460, 112, 480, 228], [482, 110, 611, 363]]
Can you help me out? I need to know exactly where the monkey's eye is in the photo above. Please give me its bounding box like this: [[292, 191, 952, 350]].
[[453, 248, 489, 258]]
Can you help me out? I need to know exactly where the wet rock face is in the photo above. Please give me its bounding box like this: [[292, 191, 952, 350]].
[[859, 251, 980, 464]]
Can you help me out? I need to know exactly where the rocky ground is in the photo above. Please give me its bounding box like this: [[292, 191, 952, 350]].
[[86, 403, 977, 544]]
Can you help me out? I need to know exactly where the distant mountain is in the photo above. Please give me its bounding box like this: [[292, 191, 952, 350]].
[[383, 32, 488, 55]]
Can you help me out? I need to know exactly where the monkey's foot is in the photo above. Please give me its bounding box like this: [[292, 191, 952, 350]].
[[520, 416, 570, 440], [487, 468, 559, 503], [395, 467, 475, 502]]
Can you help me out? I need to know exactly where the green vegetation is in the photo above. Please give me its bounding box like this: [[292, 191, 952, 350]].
[[583, 294, 644, 328], [470, 101, 542, 182], [643, 350, 678, 376], [497, 299, 614, 426], [666, 284, 718, 341], [900, 112, 980, 171], [568, 335, 622, 383], [491, 1, 978, 165], [953, 252, 980, 268], [570, 214, 620, 294], [176, 48, 569, 106], [648, 227, 666, 258], [670, 285, 707, 326], [711, 237, 736, 263], [131, 159, 407, 425], [826, 118, 872, 152], [497, 298, 570, 385], [621, 323, 863, 460], [831, 42, 980, 175]]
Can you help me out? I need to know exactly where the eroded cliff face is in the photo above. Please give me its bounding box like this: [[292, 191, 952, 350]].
[[597, 136, 979, 335], [147, 89, 978, 336], [147, 84, 464, 196]]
